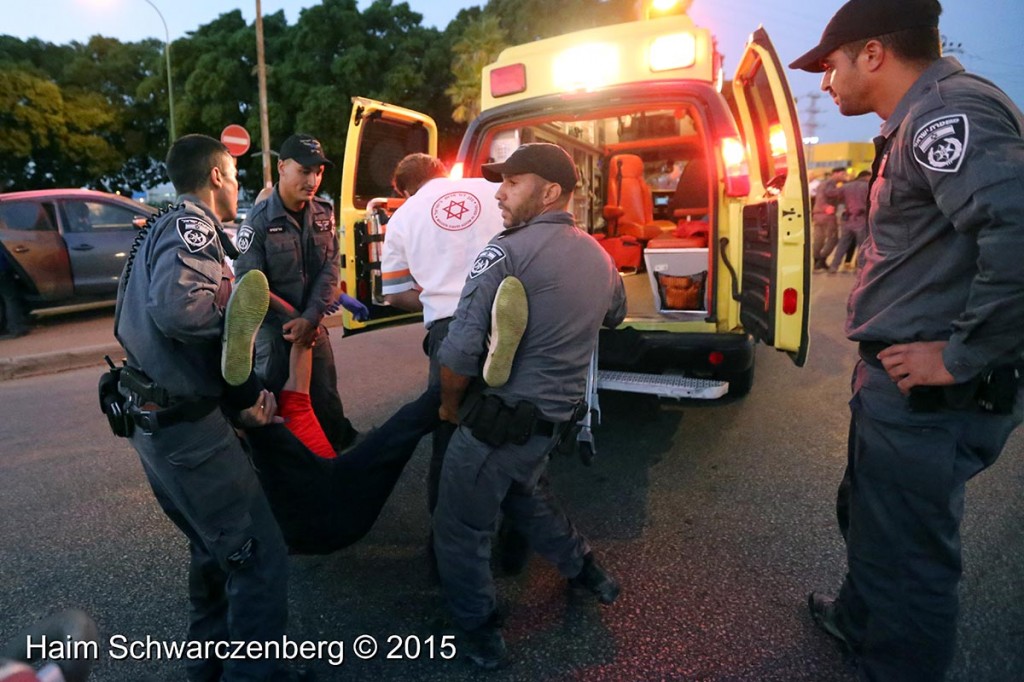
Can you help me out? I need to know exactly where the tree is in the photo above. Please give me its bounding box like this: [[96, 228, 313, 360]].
[[443, 0, 636, 125], [446, 14, 506, 124]]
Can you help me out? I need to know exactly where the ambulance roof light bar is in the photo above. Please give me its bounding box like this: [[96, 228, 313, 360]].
[[643, 0, 694, 20]]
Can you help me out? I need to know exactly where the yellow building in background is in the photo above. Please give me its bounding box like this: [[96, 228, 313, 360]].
[[805, 142, 874, 181]]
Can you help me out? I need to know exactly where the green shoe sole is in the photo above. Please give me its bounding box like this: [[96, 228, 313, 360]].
[[222, 270, 269, 386], [483, 276, 528, 388]]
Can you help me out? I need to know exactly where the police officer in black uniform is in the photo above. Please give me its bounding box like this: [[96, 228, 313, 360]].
[[791, 1, 1024, 679], [114, 135, 296, 681], [433, 143, 627, 669], [233, 134, 356, 450]]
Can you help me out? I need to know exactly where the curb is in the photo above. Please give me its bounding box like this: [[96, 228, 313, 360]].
[[0, 343, 124, 382]]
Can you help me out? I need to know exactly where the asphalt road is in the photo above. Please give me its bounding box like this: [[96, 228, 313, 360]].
[[1, 274, 1022, 681]]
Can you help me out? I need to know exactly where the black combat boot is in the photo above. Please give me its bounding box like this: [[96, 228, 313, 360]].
[[807, 592, 858, 655], [568, 552, 620, 605], [457, 611, 507, 670]]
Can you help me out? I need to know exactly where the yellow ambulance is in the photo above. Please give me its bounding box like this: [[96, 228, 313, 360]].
[[338, 0, 810, 399]]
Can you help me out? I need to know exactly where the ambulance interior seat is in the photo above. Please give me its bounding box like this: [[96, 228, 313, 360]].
[[602, 154, 674, 242], [649, 154, 711, 249]]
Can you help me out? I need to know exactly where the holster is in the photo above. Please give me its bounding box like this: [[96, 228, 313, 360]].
[[98, 359, 133, 438], [462, 393, 542, 447], [908, 366, 1020, 415], [554, 400, 589, 457]]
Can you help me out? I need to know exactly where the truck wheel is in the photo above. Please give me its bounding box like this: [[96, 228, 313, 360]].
[[726, 362, 755, 398]]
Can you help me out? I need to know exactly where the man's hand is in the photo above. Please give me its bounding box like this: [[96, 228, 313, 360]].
[[877, 341, 957, 395], [438, 404, 460, 425], [237, 389, 284, 428], [328, 293, 370, 321], [283, 317, 318, 347]]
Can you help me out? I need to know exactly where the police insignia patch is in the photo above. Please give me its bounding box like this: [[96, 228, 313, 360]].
[[469, 244, 507, 279], [176, 217, 216, 253], [913, 114, 969, 173], [314, 218, 333, 232], [236, 225, 254, 253]]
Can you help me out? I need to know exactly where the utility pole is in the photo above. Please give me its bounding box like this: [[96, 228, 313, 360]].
[[255, 0, 273, 188], [801, 92, 825, 140]]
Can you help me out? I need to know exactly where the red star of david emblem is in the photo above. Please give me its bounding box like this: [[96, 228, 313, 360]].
[[443, 200, 469, 220]]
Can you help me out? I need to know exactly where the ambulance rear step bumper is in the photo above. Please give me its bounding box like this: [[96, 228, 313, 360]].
[[596, 370, 728, 400]]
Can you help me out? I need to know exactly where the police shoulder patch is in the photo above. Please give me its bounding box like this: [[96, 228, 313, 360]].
[[176, 216, 216, 253], [912, 114, 969, 173], [469, 244, 507, 279], [236, 225, 255, 253]]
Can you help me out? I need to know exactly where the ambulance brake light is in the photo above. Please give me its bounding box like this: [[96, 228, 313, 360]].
[[553, 43, 620, 92], [769, 124, 788, 158], [649, 32, 697, 72], [720, 137, 750, 197], [490, 63, 527, 98]]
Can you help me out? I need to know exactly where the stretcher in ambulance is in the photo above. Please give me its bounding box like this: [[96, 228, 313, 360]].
[[338, 8, 810, 401]]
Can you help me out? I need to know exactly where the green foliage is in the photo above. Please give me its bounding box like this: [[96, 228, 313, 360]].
[[0, 0, 639, 196]]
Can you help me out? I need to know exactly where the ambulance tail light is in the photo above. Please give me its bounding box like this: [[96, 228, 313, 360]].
[[490, 64, 527, 98], [769, 124, 788, 158], [720, 137, 750, 197], [553, 43, 620, 92], [783, 288, 799, 315], [649, 32, 697, 72], [449, 162, 464, 180]]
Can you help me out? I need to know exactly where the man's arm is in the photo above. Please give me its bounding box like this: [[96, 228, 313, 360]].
[[147, 216, 224, 342], [302, 203, 341, 326], [926, 99, 1024, 381], [439, 366, 471, 423], [384, 290, 423, 312]]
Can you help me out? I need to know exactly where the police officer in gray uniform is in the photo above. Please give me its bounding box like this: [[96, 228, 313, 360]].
[[792, 1, 1024, 679], [234, 134, 356, 450], [828, 169, 870, 274], [433, 143, 627, 669], [114, 135, 295, 681]]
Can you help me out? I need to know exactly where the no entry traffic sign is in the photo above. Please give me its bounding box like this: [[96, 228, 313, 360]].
[[220, 124, 251, 157]]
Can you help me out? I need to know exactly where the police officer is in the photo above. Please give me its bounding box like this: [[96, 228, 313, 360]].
[[828, 169, 870, 274], [811, 167, 847, 271], [791, 1, 1024, 679], [114, 135, 296, 681], [433, 143, 627, 669], [233, 134, 357, 450]]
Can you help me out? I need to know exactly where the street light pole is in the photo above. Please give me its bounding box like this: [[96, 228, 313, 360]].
[[255, 0, 273, 188], [141, 0, 176, 143]]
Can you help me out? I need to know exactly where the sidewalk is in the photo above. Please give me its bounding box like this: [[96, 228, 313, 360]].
[[0, 308, 121, 381], [0, 307, 345, 382]]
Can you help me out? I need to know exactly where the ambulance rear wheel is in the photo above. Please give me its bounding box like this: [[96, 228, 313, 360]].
[[725, 362, 755, 398]]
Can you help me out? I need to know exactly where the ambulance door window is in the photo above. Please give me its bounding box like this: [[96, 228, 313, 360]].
[[354, 117, 429, 208], [740, 61, 789, 192]]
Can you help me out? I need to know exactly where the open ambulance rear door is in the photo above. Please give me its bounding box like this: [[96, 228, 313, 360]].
[[731, 28, 811, 366], [338, 96, 436, 332]]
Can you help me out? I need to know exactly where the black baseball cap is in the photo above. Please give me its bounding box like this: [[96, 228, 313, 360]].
[[790, 0, 942, 72], [481, 143, 579, 194], [279, 134, 333, 167]]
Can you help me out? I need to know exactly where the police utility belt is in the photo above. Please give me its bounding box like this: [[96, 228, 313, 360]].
[[99, 359, 217, 437], [460, 391, 587, 449], [859, 342, 1023, 415]]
